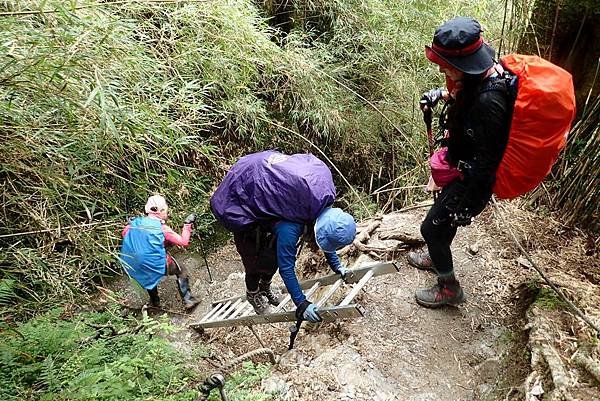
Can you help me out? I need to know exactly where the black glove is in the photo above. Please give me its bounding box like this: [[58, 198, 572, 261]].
[[420, 88, 444, 110], [184, 213, 196, 225], [450, 209, 473, 227]]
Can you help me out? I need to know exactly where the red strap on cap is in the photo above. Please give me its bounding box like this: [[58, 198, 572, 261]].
[[425, 46, 454, 69], [432, 37, 483, 57]]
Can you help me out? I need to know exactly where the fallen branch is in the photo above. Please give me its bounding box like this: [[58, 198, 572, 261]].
[[338, 219, 381, 256], [378, 226, 424, 244], [352, 239, 410, 254]]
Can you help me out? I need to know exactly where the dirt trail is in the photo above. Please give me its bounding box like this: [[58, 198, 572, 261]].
[[258, 210, 520, 401], [109, 205, 598, 401]]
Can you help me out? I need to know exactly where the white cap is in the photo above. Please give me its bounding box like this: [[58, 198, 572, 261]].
[[145, 195, 168, 214]]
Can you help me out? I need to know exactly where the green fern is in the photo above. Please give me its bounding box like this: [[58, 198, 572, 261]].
[[38, 355, 61, 393], [0, 304, 273, 401]]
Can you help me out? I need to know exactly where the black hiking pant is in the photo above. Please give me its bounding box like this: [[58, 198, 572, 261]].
[[233, 228, 278, 292], [421, 180, 490, 275]]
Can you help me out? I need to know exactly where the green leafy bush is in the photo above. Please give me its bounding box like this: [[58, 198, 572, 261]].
[[0, 305, 271, 401]]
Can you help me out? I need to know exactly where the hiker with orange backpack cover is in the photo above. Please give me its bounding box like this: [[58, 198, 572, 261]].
[[409, 17, 575, 309]]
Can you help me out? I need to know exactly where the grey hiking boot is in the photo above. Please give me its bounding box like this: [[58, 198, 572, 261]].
[[407, 249, 436, 272], [415, 275, 466, 308], [182, 293, 200, 310], [258, 280, 283, 306], [177, 277, 200, 310], [247, 290, 272, 315]]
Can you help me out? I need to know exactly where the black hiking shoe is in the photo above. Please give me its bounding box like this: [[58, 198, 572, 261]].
[[258, 280, 283, 306], [415, 275, 466, 308], [246, 290, 272, 315], [407, 249, 437, 272]]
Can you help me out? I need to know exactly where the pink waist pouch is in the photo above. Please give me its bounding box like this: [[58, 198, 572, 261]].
[[429, 147, 463, 187]]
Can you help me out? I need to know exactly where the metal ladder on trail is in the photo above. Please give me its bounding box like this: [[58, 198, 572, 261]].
[[189, 261, 399, 332]]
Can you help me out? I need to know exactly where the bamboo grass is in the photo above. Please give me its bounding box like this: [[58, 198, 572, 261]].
[[552, 96, 600, 230], [0, 0, 509, 314]]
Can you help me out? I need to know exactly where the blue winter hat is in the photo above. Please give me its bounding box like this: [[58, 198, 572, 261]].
[[314, 207, 356, 253]]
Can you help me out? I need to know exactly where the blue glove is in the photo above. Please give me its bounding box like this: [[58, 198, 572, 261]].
[[337, 266, 353, 281], [296, 300, 322, 323], [303, 304, 322, 323]]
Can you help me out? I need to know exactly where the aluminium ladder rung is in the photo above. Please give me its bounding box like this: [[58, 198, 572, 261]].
[[190, 304, 365, 330], [229, 301, 252, 319], [210, 261, 400, 306], [273, 294, 292, 313], [239, 282, 322, 318], [316, 278, 343, 307], [199, 301, 228, 323], [189, 261, 400, 331], [341, 269, 374, 306], [213, 299, 242, 321]]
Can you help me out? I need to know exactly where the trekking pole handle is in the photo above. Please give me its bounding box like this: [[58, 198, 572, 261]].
[[420, 100, 433, 130]]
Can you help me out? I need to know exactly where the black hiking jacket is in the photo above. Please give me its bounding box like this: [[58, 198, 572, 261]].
[[445, 76, 515, 213]]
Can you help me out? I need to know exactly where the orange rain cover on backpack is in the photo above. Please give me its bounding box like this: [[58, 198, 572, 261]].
[[493, 54, 576, 199]]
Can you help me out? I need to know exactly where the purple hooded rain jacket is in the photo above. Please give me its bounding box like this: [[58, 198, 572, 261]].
[[210, 151, 336, 232]]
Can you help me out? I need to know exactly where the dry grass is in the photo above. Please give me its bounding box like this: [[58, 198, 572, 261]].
[[484, 200, 599, 400]]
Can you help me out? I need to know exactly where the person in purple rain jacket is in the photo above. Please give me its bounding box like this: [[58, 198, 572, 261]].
[[210, 151, 356, 323]]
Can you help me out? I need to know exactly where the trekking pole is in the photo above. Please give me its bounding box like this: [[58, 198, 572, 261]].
[[420, 100, 438, 201], [288, 318, 303, 350], [420, 100, 434, 157], [287, 241, 308, 350], [196, 233, 213, 283]]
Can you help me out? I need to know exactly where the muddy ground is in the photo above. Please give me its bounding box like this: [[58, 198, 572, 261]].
[[107, 203, 599, 401]]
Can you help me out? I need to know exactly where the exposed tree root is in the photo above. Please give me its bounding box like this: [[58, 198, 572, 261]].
[[572, 352, 600, 384], [377, 225, 424, 244], [525, 306, 575, 401], [339, 219, 381, 256], [339, 212, 426, 259]]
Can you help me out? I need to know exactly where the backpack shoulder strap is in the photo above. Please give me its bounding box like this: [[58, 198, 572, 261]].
[[480, 72, 518, 100]]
